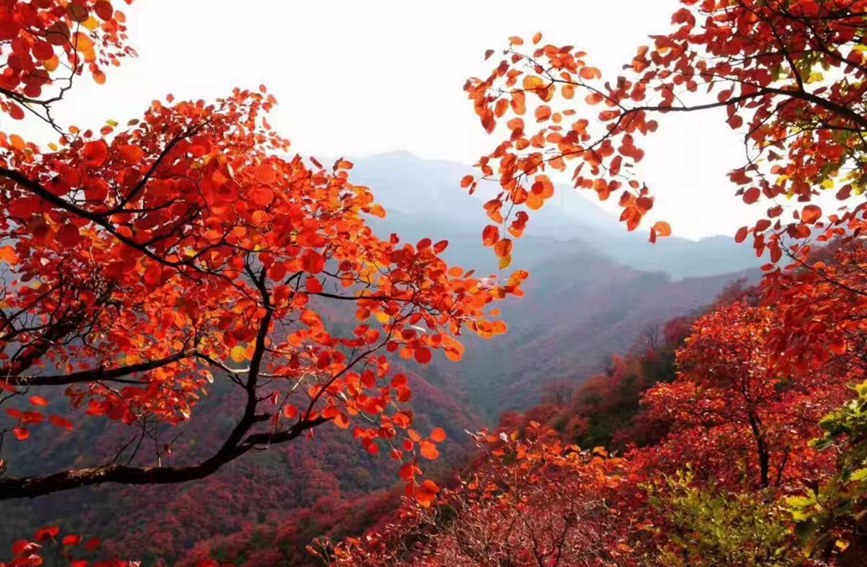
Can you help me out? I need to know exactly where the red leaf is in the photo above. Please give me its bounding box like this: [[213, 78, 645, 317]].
[[94, 1, 113, 20], [743, 188, 761, 204], [29, 396, 49, 408], [49, 415, 74, 431], [801, 204, 822, 224], [56, 223, 81, 247], [118, 144, 144, 165], [494, 238, 513, 258], [416, 479, 440, 508], [302, 250, 326, 274], [82, 140, 108, 167], [414, 347, 432, 365], [35, 526, 60, 541], [9, 103, 24, 120]]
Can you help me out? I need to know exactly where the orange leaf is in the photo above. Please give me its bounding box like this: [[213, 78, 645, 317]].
[[430, 427, 447, 443], [494, 238, 513, 258], [522, 76, 546, 91], [531, 175, 554, 198], [416, 479, 440, 508], [535, 105, 552, 122], [482, 225, 499, 247], [334, 412, 350, 429], [367, 204, 386, 218], [579, 66, 601, 80], [652, 221, 671, 237], [420, 440, 440, 460], [511, 91, 527, 115]]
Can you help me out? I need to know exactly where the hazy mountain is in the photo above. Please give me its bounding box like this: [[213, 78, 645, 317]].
[[349, 151, 760, 279]]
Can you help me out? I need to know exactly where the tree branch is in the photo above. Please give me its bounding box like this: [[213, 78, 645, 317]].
[[3, 351, 195, 387], [0, 416, 327, 500]]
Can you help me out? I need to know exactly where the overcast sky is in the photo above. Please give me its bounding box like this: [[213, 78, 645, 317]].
[[10, 0, 761, 240]]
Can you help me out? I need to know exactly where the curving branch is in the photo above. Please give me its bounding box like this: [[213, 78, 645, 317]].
[[0, 416, 328, 500]]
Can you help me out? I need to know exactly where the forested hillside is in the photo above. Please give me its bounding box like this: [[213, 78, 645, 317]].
[[0, 219, 746, 563], [2, 1, 866, 566]]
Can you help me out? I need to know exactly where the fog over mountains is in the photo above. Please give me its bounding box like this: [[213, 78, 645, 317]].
[[349, 151, 761, 279]]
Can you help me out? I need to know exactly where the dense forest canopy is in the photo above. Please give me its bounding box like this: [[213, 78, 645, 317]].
[[2, 0, 867, 565]]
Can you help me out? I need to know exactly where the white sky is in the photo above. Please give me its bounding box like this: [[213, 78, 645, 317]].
[[7, 0, 761, 240]]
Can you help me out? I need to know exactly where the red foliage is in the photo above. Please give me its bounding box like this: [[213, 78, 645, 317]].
[[0, 0, 528, 511], [324, 424, 637, 566], [464, 0, 867, 265], [1, 526, 129, 567]]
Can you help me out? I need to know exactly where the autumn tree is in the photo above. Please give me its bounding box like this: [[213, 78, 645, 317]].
[[322, 424, 636, 567], [463, 0, 866, 266], [0, 0, 523, 513], [460, 6, 867, 558], [643, 302, 851, 489]]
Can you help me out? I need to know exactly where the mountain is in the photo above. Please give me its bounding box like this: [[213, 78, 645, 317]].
[[0, 152, 760, 565], [350, 151, 760, 279], [454, 250, 755, 415]]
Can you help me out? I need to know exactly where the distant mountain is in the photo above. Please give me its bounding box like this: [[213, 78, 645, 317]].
[[454, 249, 757, 416], [349, 151, 760, 279]]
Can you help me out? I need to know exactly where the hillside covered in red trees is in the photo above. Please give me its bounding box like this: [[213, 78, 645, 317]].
[[2, 0, 867, 566]]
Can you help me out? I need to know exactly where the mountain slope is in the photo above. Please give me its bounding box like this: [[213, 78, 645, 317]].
[[0, 152, 759, 565]]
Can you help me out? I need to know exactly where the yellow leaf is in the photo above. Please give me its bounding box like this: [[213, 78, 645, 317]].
[[83, 16, 100, 31], [230, 345, 248, 363], [374, 312, 390, 324]]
